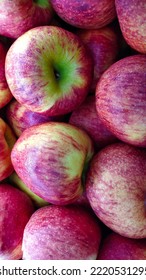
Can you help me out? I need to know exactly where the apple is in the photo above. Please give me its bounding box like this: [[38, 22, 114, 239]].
[[86, 142, 146, 239], [8, 172, 49, 208], [50, 0, 116, 29], [97, 232, 146, 260], [0, 0, 53, 39], [0, 118, 16, 181], [11, 122, 94, 205], [6, 98, 66, 137], [22, 204, 101, 260], [0, 41, 12, 109], [115, 0, 146, 54], [69, 95, 118, 151], [77, 26, 119, 92], [0, 183, 34, 260], [5, 25, 93, 116], [96, 54, 146, 147]]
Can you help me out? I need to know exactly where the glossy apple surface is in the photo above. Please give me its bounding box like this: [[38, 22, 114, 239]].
[[0, 42, 12, 108], [86, 142, 146, 239], [6, 99, 65, 137], [0, 183, 34, 260], [69, 95, 118, 150], [50, 0, 116, 29], [11, 122, 94, 205], [77, 26, 119, 92], [0, 0, 53, 38], [96, 54, 146, 147], [98, 232, 146, 260], [22, 204, 101, 259], [0, 118, 16, 181], [115, 0, 146, 54], [5, 26, 93, 116]]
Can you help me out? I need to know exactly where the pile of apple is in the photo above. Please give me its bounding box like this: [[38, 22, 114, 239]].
[[0, 0, 146, 260]]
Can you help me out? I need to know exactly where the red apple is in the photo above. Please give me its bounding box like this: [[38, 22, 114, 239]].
[[22, 204, 101, 259], [6, 99, 66, 137], [0, 118, 16, 181], [77, 26, 119, 92], [97, 232, 146, 260], [96, 54, 146, 147], [69, 95, 118, 150], [0, 41, 12, 109], [115, 0, 146, 54], [5, 26, 93, 116], [8, 172, 49, 208], [0, 0, 53, 38], [86, 142, 146, 239], [0, 183, 34, 260], [11, 122, 94, 205], [50, 0, 116, 29]]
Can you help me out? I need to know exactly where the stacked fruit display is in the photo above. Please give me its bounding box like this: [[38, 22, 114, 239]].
[[0, 0, 146, 260]]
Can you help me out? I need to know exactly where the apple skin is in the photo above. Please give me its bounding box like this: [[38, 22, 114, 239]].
[[77, 26, 119, 92], [86, 142, 146, 239], [69, 95, 118, 151], [22, 204, 101, 260], [11, 122, 94, 205], [5, 26, 93, 116], [0, 183, 34, 260], [96, 54, 146, 147], [50, 0, 116, 29], [97, 232, 146, 260], [8, 172, 49, 208], [0, 42, 12, 109], [115, 0, 146, 54], [0, 118, 16, 181], [0, 0, 53, 39], [6, 99, 66, 137]]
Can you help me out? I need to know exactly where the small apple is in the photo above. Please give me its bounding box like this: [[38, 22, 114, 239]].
[[115, 0, 146, 54], [96, 54, 146, 147], [6, 98, 66, 137], [5, 26, 93, 116], [22, 204, 101, 260], [0, 0, 53, 38], [77, 26, 119, 92], [69, 95, 118, 150], [86, 142, 146, 239], [0, 42, 12, 109], [97, 232, 146, 260], [11, 122, 94, 205], [50, 0, 116, 29], [0, 183, 34, 260], [9, 172, 49, 208], [0, 118, 16, 181]]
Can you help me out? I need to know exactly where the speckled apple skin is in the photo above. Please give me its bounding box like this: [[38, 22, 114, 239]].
[[115, 0, 146, 54], [98, 232, 146, 260], [69, 95, 118, 150], [86, 142, 146, 239], [0, 0, 53, 38], [5, 26, 93, 116], [22, 204, 101, 260], [51, 0, 116, 29], [0, 183, 34, 260], [96, 54, 146, 147], [11, 122, 94, 205], [0, 42, 12, 108]]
